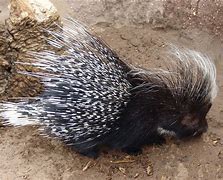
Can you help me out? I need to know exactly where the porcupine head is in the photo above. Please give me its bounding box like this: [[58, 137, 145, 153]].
[[0, 18, 218, 157]]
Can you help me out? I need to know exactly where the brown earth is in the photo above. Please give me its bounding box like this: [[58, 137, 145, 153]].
[[0, 0, 222, 180]]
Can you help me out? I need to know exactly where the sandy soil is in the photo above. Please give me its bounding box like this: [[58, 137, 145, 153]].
[[0, 0, 222, 180]]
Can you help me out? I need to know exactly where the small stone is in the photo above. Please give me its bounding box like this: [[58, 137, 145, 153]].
[[146, 164, 153, 176], [21, 11, 29, 19], [161, 176, 171, 180], [218, 151, 223, 159], [134, 173, 139, 178], [118, 167, 126, 174], [212, 140, 218, 145]]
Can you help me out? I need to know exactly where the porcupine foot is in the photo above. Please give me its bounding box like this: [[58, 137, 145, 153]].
[[79, 148, 100, 159], [148, 135, 166, 145], [121, 136, 165, 155], [122, 147, 142, 155]]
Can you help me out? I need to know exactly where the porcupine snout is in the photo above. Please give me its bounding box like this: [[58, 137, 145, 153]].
[[157, 109, 210, 140], [181, 113, 208, 137], [135, 47, 218, 141]]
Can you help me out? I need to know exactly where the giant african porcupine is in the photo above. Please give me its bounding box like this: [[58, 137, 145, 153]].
[[0, 18, 218, 157]]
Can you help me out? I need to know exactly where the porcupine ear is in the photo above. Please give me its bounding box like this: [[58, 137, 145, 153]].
[[128, 46, 217, 112]]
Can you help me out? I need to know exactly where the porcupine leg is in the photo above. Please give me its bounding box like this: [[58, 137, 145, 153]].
[[122, 147, 142, 155], [122, 135, 166, 155], [146, 134, 166, 145], [78, 148, 100, 159]]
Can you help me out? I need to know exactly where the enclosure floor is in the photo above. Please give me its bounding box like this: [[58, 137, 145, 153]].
[[0, 0, 222, 179]]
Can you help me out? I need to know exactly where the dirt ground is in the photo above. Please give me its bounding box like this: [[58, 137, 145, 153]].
[[0, 0, 222, 180]]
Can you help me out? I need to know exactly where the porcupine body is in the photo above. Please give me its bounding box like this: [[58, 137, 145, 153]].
[[0, 18, 218, 157]]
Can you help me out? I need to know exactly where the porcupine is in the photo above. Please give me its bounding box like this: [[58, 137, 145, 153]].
[[0, 18, 218, 157]]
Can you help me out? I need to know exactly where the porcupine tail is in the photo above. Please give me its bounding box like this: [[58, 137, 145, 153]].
[[0, 99, 43, 126]]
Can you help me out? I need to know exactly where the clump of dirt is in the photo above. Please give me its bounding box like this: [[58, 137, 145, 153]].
[[0, 0, 222, 180]]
